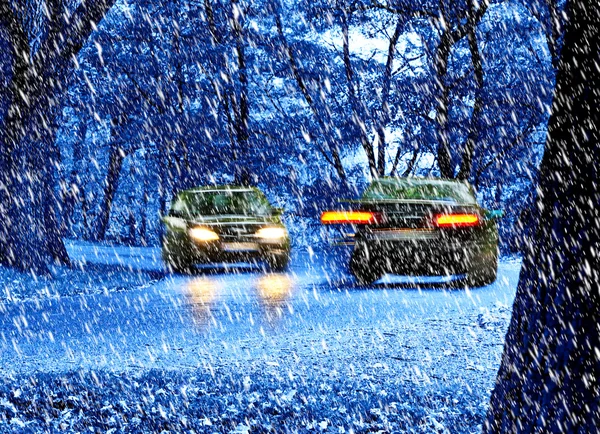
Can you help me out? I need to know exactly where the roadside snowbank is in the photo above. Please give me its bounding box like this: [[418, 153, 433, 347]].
[[0, 265, 158, 303]]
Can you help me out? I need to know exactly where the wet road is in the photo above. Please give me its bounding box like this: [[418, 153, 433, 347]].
[[0, 246, 520, 379]]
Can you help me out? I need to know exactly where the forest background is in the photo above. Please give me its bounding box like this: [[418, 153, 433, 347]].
[[0, 0, 563, 267]]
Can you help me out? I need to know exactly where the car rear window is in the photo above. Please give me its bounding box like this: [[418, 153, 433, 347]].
[[172, 190, 272, 217], [362, 179, 476, 204]]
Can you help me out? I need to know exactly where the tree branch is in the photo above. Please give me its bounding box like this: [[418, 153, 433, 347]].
[[35, 0, 118, 79]]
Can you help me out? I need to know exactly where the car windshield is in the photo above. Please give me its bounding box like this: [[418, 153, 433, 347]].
[[362, 179, 476, 204], [172, 190, 272, 217]]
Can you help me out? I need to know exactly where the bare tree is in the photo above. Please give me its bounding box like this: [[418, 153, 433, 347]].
[[433, 0, 488, 179], [0, 0, 117, 274], [274, 8, 348, 185]]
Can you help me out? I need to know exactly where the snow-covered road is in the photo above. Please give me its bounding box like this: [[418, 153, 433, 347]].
[[0, 244, 520, 386], [0, 243, 523, 432]]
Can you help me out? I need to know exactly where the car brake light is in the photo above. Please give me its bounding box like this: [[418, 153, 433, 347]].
[[320, 211, 381, 225], [435, 213, 480, 228]]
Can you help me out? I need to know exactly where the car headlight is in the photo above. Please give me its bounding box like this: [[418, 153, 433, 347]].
[[255, 227, 287, 240], [189, 227, 219, 241]]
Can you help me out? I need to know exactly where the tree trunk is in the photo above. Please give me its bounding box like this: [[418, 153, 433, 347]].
[[140, 148, 150, 247], [44, 134, 71, 266], [341, 12, 377, 178], [0, 0, 117, 274], [401, 145, 419, 177], [232, 0, 252, 186], [433, 0, 488, 180], [81, 185, 91, 240], [94, 144, 125, 242], [376, 17, 404, 177], [61, 121, 87, 237], [0, 1, 45, 273], [433, 29, 454, 179], [484, 1, 600, 431], [456, 23, 484, 181]]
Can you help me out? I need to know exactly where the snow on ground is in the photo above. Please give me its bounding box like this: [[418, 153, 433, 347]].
[[0, 241, 521, 433], [0, 367, 488, 433], [0, 240, 162, 302]]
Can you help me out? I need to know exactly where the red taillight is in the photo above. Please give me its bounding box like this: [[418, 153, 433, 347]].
[[435, 213, 480, 228], [320, 210, 381, 225]]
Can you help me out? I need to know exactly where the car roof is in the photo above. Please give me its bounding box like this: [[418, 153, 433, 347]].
[[178, 185, 259, 195], [370, 177, 472, 187]]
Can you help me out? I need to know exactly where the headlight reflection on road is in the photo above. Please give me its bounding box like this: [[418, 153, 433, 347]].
[[185, 276, 220, 328], [255, 273, 295, 322], [184, 273, 296, 330]]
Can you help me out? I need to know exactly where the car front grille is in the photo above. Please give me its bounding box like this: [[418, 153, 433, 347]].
[[217, 224, 261, 241]]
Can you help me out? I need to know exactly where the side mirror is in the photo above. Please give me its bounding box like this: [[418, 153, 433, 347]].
[[486, 209, 504, 219]]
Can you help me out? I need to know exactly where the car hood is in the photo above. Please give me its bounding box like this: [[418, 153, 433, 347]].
[[188, 215, 278, 226]]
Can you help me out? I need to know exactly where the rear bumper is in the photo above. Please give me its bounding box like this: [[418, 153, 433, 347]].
[[353, 238, 494, 276]]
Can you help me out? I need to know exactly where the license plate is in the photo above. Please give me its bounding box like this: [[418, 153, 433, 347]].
[[369, 229, 438, 241], [223, 242, 259, 252]]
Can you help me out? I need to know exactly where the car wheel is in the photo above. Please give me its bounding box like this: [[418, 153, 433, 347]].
[[465, 250, 498, 287], [350, 246, 382, 285], [266, 253, 290, 272], [163, 251, 192, 274]]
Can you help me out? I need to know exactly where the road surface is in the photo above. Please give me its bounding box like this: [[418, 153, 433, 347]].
[[0, 243, 520, 394]]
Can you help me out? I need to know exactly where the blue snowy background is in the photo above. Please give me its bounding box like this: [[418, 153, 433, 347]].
[[50, 0, 559, 252]]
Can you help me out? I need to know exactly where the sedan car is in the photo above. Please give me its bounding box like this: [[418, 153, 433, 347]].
[[162, 186, 290, 272], [321, 177, 501, 286]]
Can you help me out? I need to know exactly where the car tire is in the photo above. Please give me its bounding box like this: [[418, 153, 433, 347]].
[[266, 253, 290, 272], [350, 246, 382, 285], [164, 252, 192, 274], [465, 250, 498, 287]]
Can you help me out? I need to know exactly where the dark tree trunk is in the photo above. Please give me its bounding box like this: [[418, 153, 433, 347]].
[[456, 23, 484, 181], [81, 186, 92, 240], [94, 115, 128, 242], [341, 12, 377, 178], [140, 148, 150, 247], [433, 30, 454, 179], [484, 1, 600, 431], [231, 0, 252, 187], [61, 122, 87, 237], [94, 144, 125, 242], [375, 17, 404, 177], [127, 211, 136, 246], [233, 37, 252, 187], [401, 145, 419, 177], [44, 135, 71, 266], [433, 0, 488, 180]]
